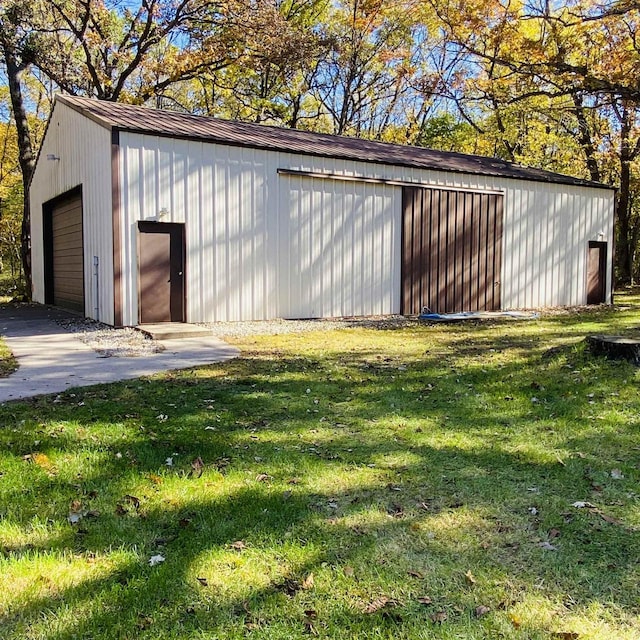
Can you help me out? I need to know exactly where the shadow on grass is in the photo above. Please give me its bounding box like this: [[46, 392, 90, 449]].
[[1, 320, 639, 638], [4, 459, 639, 639]]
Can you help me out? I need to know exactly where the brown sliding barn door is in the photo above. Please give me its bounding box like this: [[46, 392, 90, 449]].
[[402, 187, 503, 314], [138, 222, 185, 323]]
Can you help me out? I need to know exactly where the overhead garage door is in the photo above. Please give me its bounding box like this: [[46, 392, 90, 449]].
[[50, 194, 84, 312], [402, 187, 503, 314]]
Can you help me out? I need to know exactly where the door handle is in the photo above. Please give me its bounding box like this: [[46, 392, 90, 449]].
[[178, 271, 183, 276]]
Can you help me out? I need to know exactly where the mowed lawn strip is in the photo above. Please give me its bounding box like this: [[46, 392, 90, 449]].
[[1, 294, 640, 639], [0, 338, 17, 377]]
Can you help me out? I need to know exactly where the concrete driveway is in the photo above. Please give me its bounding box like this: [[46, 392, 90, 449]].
[[0, 304, 239, 402]]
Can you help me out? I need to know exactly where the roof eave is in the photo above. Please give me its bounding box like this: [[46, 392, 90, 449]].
[[112, 124, 614, 191]]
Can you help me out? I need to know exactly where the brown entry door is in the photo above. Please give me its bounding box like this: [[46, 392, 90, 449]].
[[402, 187, 504, 314], [138, 222, 185, 323], [587, 241, 607, 305]]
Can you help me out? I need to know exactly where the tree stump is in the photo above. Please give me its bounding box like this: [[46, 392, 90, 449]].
[[586, 335, 640, 365]]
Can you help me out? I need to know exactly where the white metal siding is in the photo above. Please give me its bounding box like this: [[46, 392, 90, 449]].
[[30, 103, 114, 324], [279, 175, 401, 318], [119, 135, 276, 324], [277, 159, 614, 310], [117, 132, 614, 323]]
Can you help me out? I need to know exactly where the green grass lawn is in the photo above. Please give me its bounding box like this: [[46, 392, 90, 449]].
[[0, 339, 17, 377], [1, 296, 640, 639]]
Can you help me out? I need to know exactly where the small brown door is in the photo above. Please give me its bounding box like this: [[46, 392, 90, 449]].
[[587, 241, 607, 305], [138, 222, 185, 323]]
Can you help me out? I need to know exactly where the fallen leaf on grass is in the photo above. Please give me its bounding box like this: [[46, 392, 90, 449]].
[[148, 473, 163, 485], [68, 511, 83, 524], [303, 609, 318, 636], [196, 577, 208, 586], [599, 512, 623, 525], [510, 613, 522, 628], [148, 554, 165, 566], [302, 573, 314, 589], [549, 528, 561, 539], [190, 456, 204, 478], [407, 570, 423, 579], [610, 469, 624, 480], [214, 457, 231, 471], [538, 541, 558, 551], [231, 540, 247, 551], [552, 633, 580, 639], [67, 502, 98, 525], [570, 502, 623, 526], [279, 578, 302, 597], [430, 611, 447, 624], [256, 473, 271, 483], [343, 566, 355, 578], [124, 495, 140, 509], [475, 605, 490, 617], [465, 570, 476, 585], [26, 452, 57, 475], [364, 597, 392, 614], [136, 615, 153, 630], [115, 494, 141, 516], [417, 596, 432, 605]]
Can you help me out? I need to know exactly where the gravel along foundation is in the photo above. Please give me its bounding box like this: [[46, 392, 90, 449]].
[[56, 315, 420, 355]]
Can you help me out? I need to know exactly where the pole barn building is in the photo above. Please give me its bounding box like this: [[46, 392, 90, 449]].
[[30, 95, 615, 327]]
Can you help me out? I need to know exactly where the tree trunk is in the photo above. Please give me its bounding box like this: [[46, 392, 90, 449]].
[[616, 160, 632, 285], [4, 45, 34, 296], [571, 92, 601, 183], [615, 104, 635, 286]]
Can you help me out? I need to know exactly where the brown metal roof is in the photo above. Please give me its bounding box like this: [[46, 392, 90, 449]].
[[56, 94, 612, 190]]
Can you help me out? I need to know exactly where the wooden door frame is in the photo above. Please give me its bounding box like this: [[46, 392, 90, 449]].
[[137, 221, 186, 323]]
